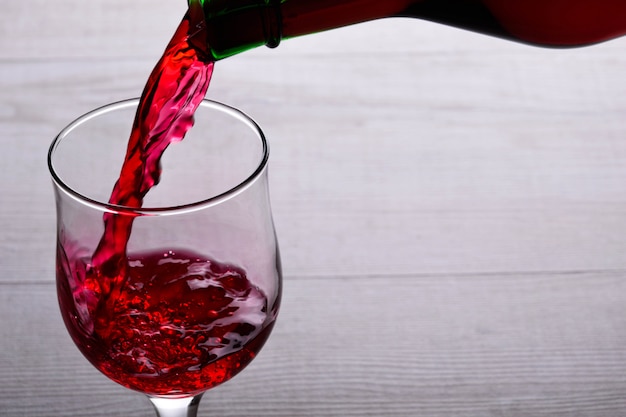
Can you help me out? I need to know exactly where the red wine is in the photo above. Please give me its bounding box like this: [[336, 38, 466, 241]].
[[91, 2, 214, 280], [57, 247, 275, 396], [198, 0, 626, 60], [57, 1, 278, 397]]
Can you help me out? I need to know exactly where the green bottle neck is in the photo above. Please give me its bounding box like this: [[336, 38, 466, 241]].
[[196, 0, 282, 61], [195, 0, 408, 60]]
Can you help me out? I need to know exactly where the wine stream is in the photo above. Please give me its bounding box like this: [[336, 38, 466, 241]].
[[92, 3, 214, 280]]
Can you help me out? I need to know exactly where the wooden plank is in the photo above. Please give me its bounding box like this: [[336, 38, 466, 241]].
[[3, 270, 626, 416], [2, 38, 626, 283], [0, 0, 185, 60]]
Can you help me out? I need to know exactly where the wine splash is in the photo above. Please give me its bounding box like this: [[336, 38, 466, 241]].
[[58, 247, 273, 395]]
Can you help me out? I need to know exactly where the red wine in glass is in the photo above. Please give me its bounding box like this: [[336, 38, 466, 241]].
[[57, 247, 276, 396], [50, 1, 281, 414]]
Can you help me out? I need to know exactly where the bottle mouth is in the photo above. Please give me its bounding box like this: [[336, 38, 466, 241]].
[[198, 0, 283, 60], [261, 0, 283, 49], [48, 98, 269, 216]]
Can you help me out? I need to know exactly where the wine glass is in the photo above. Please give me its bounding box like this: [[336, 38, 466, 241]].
[[48, 99, 281, 416]]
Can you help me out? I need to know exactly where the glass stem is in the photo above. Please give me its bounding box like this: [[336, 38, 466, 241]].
[[149, 394, 204, 417]]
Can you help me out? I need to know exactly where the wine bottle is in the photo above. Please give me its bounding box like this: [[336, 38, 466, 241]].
[[196, 0, 626, 60]]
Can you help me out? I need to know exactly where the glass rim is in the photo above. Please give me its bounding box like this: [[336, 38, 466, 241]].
[[48, 98, 269, 216]]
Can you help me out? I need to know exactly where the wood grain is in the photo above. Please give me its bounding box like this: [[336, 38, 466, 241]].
[[4, 271, 626, 416], [2, 0, 626, 416]]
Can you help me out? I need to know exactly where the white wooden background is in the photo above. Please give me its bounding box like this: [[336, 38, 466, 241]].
[[2, 1, 626, 416]]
